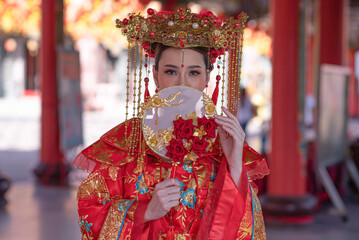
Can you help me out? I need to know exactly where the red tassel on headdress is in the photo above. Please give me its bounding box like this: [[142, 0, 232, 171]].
[[211, 75, 221, 105], [144, 77, 151, 102]]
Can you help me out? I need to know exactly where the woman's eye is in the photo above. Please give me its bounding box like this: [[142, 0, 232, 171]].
[[189, 71, 200, 76], [165, 70, 177, 75]]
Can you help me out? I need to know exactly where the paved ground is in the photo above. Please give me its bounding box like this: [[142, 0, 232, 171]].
[[1, 96, 359, 240]]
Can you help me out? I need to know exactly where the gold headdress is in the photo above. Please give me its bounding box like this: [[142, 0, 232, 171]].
[[116, 8, 247, 51], [115, 8, 247, 157]]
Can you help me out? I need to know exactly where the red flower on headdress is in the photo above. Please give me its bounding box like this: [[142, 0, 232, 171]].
[[211, 49, 225, 59], [199, 10, 223, 26], [142, 42, 155, 58], [210, 48, 225, 63], [156, 11, 174, 18]]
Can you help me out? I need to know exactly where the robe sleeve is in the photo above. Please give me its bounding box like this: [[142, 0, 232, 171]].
[[77, 164, 148, 240], [197, 145, 268, 240]]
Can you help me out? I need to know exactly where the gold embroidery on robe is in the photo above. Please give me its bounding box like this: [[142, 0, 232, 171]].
[[193, 163, 207, 188], [91, 141, 116, 164], [99, 164, 120, 181], [252, 190, 266, 240], [77, 171, 110, 201], [158, 233, 195, 240], [236, 184, 266, 240], [98, 200, 137, 240], [237, 191, 253, 239]]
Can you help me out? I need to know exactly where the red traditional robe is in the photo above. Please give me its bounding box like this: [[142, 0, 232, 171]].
[[74, 119, 269, 240]]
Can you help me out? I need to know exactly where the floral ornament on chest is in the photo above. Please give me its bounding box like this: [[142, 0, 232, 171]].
[[141, 86, 218, 164]]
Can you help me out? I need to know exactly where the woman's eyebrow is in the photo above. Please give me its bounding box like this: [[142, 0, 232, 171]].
[[164, 64, 179, 68], [188, 65, 202, 69]]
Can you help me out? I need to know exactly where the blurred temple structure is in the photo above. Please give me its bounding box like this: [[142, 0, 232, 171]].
[[1, 0, 359, 239]]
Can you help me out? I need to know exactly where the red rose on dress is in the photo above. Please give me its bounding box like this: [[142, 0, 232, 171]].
[[166, 138, 189, 161], [197, 116, 217, 138], [173, 117, 194, 140], [191, 137, 209, 156]]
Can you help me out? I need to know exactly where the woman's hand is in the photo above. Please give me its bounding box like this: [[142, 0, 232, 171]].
[[144, 173, 181, 222], [214, 107, 245, 187]]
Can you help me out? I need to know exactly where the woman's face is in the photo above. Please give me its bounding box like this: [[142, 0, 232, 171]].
[[153, 48, 210, 92]]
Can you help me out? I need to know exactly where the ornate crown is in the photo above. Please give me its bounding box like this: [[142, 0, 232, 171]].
[[115, 8, 247, 55]]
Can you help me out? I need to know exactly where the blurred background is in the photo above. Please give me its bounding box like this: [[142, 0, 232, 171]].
[[0, 0, 359, 239]]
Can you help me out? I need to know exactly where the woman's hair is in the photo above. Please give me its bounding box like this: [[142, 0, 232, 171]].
[[154, 43, 214, 72]]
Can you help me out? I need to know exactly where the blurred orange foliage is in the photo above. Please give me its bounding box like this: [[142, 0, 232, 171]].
[[0, 0, 143, 53], [0, 0, 41, 39], [243, 28, 272, 57]]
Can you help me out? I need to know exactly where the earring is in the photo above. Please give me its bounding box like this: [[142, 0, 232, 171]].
[[212, 59, 222, 105], [144, 54, 151, 102]]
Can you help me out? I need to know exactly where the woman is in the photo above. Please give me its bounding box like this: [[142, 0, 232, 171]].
[[74, 9, 269, 240]]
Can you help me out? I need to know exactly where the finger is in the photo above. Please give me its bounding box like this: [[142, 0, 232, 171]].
[[156, 178, 180, 189], [214, 116, 241, 131], [222, 124, 244, 139], [218, 126, 228, 140], [162, 192, 181, 202], [163, 200, 180, 212], [168, 199, 180, 207], [222, 106, 237, 120], [218, 118, 244, 135], [217, 124, 235, 140], [215, 118, 243, 138], [157, 186, 181, 197], [214, 116, 241, 134], [221, 124, 245, 143], [215, 112, 238, 122], [223, 107, 243, 130], [160, 198, 180, 212], [215, 112, 241, 129]]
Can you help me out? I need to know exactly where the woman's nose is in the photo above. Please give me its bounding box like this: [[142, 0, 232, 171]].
[[178, 74, 186, 86]]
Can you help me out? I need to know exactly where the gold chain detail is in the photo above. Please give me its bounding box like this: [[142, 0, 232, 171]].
[[130, 45, 138, 155], [233, 39, 239, 114], [236, 30, 245, 117], [137, 45, 143, 116], [125, 42, 131, 147], [221, 52, 226, 116], [229, 44, 235, 113], [219, 52, 226, 156]]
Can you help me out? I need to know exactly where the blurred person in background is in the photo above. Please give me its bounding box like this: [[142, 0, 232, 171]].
[[237, 88, 256, 132]]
